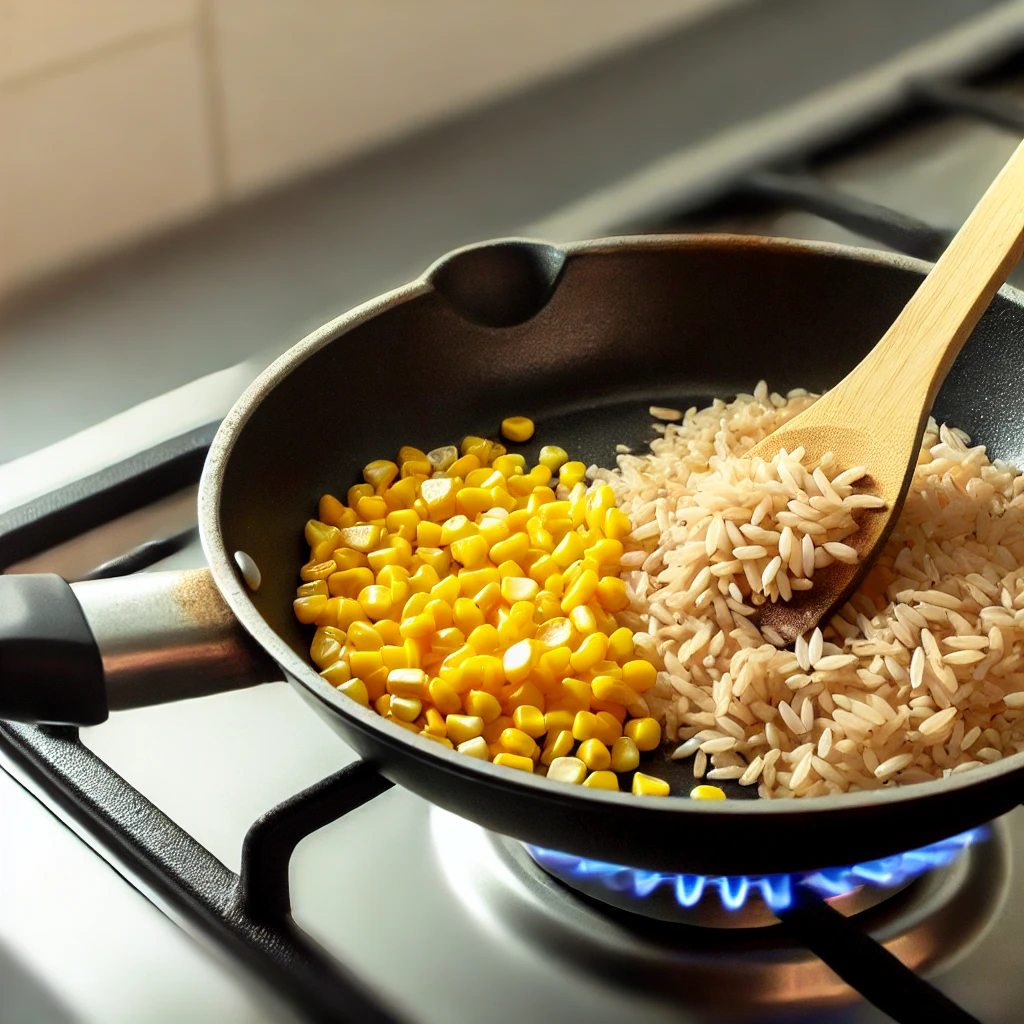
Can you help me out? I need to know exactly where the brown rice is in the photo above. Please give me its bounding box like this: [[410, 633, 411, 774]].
[[591, 381, 1024, 798]]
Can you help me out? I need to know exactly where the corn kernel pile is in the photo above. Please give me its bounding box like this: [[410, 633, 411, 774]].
[[293, 425, 673, 795]]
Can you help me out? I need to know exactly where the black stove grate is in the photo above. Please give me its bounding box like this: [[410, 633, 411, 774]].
[[4, 63, 1024, 1024]]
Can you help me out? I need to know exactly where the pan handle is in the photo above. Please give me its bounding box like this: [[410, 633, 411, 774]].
[[0, 569, 280, 725]]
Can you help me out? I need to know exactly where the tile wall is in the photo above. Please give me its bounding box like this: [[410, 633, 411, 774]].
[[0, 0, 719, 296]]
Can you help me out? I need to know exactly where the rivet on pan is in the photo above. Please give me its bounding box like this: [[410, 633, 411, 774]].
[[234, 550, 262, 591]]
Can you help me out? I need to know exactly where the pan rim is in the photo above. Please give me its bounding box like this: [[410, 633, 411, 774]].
[[199, 232, 1024, 822]]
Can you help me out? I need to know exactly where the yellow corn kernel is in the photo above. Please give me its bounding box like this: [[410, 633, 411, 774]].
[[378, 563, 411, 589], [365, 667, 390, 701], [690, 784, 726, 800], [496, 559, 523, 581], [558, 461, 586, 489], [383, 508, 418, 541], [533, 617, 573, 651], [444, 714, 484, 745], [498, 576, 538, 605], [602, 506, 632, 540], [492, 454, 526, 477], [633, 772, 670, 797], [375, 619, 402, 646], [305, 518, 340, 552], [362, 460, 398, 489], [528, 466, 553, 488], [328, 567, 375, 599], [316, 494, 344, 526], [549, 677, 590, 713], [402, 592, 430, 618], [425, 599, 454, 630], [450, 534, 489, 570], [366, 548, 402, 575], [387, 668, 428, 699], [625, 716, 662, 752], [458, 434, 489, 458], [332, 548, 369, 572], [538, 499, 570, 521], [493, 752, 534, 772], [568, 603, 598, 635], [464, 689, 502, 724], [451, 487, 490, 519], [572, 710, 600, 742], [498, 728, 538, 759], [534, 591, 563, 623], [396, 445, 427, 465], [310, 630, 343, 669], [487, 486, 517, 513], [506, 681, 545, 714], [375, 693, 392, 716], [438, 513, 476, 546], [589, 539, 624, 569], [547, 756, 586, 784], [591, 675, 640, 707], [591, 703, 627, 729], [526, 554, 560, 586], [428, 677, 462, 715], [337, 524, 380, 554], [582, 770, 619, 790], [407, 566, 439, 596], [438, 646, 474, 690], [398, 613, 434, 640], [594, 711, 623, 746], [540, 730, 574, 766], [561, 569, 599, 613], [344, 620, 381, 652], [330, 676, 366, 707], [293, 595, 328, 624], [320, 658, 352, 686], [502, 639, 535, 685], [607, 627, 634, 663], [543, 709, 574, 735], [384, 476, 419, 511], [566, 632, 605, 673], [331, 598, 365, 631], [387, 715, 421, 733], [462, 571, 501, 603], [499, 416, 534, 443], [450, 597, 484, 635], [417, 547, 452, 577], [512, 705, 546, 738], [461, 653, 505, 692], [380, 645, 409, 671], [300, 558, 337, 583], [350, 649, 384, 679], [622, 660, 658, 693], [594, 579, 629, 616], [357, 585, 393, 620], [297, 580, 329, 600], [428, 574, 460, 606], [415, 520, 443, 547], [534, 445, 566, 472], [466, 624, 500, 656], [400, 459, 432, 479], [482, 715, 514, 744], [478, 516, 510, 546], [420, 477, 459, 520], [550, 531, 583, 570], [457, 736, 490, 759], [348, 483, 374, 507], [526, 518, 555, 552], [426, 446, 459, 472], [610, 736, 640, 773], [353, 495, 387, 524], [390, 696, 422, 722], [577, 738, 611, 771], [471, 585, 503, 614]]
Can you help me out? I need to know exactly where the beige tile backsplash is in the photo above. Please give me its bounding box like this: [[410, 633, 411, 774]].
[[0, 0, 718, 295]]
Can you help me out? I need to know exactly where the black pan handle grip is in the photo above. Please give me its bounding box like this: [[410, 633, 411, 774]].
[[0, 573, 107, 724], [0, 569, 280, 725]]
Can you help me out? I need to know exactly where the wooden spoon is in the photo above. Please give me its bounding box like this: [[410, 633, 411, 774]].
[[753, 137, 1024, 646]]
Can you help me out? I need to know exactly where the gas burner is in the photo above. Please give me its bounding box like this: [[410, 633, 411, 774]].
[[433, 809, 1010, 1012], [525, 829, 987, 929]]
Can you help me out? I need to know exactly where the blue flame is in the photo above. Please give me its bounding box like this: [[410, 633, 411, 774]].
[[527, 827, 987, 914]]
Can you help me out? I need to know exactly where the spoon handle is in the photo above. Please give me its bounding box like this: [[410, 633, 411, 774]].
[[826, 136, 1024, 435]]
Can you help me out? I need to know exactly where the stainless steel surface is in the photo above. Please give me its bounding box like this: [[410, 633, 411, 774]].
[[72, 569, 279, 711], [431, 809, 1010, 1016]]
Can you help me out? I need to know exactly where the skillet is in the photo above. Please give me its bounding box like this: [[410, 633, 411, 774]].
[[3, 233, 1024, 877]]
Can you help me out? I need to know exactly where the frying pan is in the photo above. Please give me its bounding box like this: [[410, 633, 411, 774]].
[[3, 234, 1024, 878]]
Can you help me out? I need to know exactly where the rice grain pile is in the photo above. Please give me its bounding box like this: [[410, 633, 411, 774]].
[[596, 382, 1024, 798]]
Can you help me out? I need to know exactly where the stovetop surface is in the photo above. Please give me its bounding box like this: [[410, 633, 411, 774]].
[[6, 10, 1024, 1024]]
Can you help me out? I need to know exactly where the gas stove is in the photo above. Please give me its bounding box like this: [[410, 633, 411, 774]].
[[5, 7, 1024, 1023]]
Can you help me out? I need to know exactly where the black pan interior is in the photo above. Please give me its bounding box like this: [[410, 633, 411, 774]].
[[214, 237, 1024, 874]]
